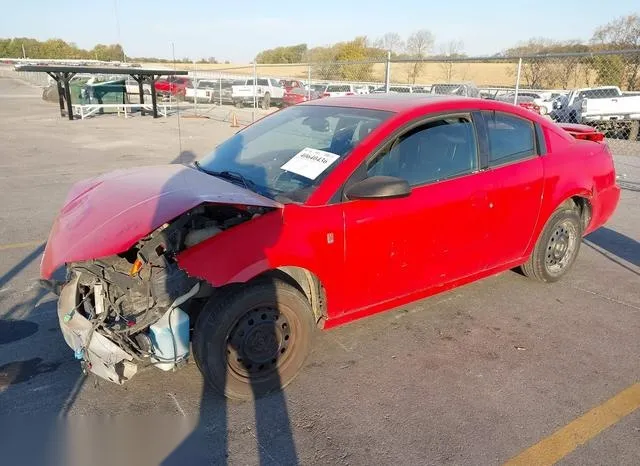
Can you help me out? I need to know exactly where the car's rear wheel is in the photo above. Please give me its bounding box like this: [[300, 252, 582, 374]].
[[193, 279, 315, 400], [521, 206, 582, 282]]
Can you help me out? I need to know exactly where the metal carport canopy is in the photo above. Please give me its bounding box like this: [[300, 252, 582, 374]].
[[15, 64, 188, 120]]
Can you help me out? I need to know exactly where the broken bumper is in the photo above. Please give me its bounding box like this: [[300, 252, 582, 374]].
[[57, 275, 137, 384]]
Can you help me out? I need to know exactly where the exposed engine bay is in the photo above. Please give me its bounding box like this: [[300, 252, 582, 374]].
[[56, 203, 271, 384]]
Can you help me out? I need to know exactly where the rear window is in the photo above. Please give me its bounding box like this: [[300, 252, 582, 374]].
[[327, 85, 351, 92], [579, 88, 620, 99], [483, 111, 536, 166]]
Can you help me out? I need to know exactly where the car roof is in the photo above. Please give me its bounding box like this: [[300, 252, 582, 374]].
[[302, 93, 469, 112], [301, 94, 556, 128]]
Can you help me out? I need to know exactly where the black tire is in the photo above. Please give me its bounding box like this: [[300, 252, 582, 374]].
[[568, 111, 578, 124], [261, 92, 271, 110], [193, 279, 315, 400], [521, 207, 582, 283]]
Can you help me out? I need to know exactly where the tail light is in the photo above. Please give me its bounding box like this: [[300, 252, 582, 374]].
[[323, 93, 330, 97], [558, 123, 605, 143], [573, 131, 605, 142], [346, 92, 355, 96]]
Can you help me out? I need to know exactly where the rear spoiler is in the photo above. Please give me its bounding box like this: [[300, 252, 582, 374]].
[[558, 123, 605, 142]]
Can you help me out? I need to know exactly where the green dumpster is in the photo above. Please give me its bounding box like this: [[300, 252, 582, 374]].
[[72, 76, 127, 113]]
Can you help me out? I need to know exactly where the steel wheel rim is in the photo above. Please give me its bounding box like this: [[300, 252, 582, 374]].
[[226, 306, 295, 380], [545, 220, 578, 276]]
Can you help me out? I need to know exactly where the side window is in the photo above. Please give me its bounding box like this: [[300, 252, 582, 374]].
[[257, 78, 269, 86], [483, 112, 536, 166], [270, 78, 281, 87], [367, 116, 478, 186], [246, 79, 254, 86]]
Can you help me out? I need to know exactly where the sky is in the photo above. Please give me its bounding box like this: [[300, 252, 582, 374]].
[[0, 0, 637, 62]]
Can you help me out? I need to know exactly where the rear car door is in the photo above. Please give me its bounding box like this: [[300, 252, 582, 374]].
[[340, 113, 491, 312], [475, 110, 544, 268]]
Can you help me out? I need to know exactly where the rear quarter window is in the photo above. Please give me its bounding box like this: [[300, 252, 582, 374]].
[[483, 112, 536, 166]]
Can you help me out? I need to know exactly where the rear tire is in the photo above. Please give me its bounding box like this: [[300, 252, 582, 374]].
[[521, 207, 582, 283], [193, 279, 315, 400]]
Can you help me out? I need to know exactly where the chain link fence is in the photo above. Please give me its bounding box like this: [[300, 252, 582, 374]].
[[3, 50, 640, 154]]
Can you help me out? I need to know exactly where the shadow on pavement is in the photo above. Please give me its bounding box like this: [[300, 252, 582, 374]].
[[161, 145, 298, 464], [170, 150, 197, 165], [0, 244, 86, 466], [585, 226, 639, 274]]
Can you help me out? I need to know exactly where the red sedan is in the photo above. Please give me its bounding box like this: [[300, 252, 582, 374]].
[[282, 87, 322, 106], [41, 95, 620, 399]]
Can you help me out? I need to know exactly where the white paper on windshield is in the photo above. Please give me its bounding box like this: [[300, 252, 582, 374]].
[[280, 148, 340, 180]]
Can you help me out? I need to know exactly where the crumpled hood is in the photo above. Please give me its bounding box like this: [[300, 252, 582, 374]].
[[41, 164, 281, 278]]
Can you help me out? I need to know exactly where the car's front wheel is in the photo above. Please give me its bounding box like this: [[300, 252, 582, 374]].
[[193, 279, 315, 400], [521, 206, 582, 282]]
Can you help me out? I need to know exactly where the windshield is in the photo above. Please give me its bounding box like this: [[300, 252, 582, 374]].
[[197, 105, 392, 202]]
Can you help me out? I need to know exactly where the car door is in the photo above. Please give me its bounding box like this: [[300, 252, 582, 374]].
[[339, 113, 492, 313], [475, 110, 544, 269]]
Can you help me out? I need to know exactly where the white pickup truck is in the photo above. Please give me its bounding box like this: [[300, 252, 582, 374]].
[[551, 86, 640, 140], [231, 78, 285, 109], [185, 79, 218, 103]]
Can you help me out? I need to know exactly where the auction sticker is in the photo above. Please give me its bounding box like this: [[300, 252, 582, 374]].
[[280, 148, 340, 180]]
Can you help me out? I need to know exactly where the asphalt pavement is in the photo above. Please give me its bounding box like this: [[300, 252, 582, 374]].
[[0, 76, 638, 466]]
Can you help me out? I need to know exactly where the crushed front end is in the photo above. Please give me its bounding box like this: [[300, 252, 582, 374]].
[[52, 203, 271, 384]]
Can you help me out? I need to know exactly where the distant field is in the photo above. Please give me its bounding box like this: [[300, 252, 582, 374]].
[[143, 61, 597, 89]]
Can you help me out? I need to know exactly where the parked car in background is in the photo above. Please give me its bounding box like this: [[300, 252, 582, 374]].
[[41, 94, 620, 400], [373, 85, 414, 93], [494, 94, 542, 115], [281, 79, 305, 93], [551, 86, 640, 140], [231, 78, 285, 109], [518, 100, 542, 114], [511, 91, 554, 115], [308, 84, 327, 94], [185, 79, 218, 103], [412, 86, 431, 94], [323, 84, 359, 97], [154, 76, 192, 100], [282, 87, 323, 106], [124, 77, 151, 97], [431, 82, 480, 98]]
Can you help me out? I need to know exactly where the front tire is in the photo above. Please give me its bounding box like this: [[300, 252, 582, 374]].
[[193, 279, 315, 400], [521, 207, 582, 283]]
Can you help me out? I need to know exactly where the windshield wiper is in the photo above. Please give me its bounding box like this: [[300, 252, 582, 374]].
[[194, 161, 256, 191]]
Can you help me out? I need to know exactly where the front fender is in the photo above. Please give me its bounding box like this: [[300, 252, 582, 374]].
[[177, 204, 345, 316]]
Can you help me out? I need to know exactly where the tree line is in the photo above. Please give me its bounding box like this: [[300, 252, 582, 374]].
[[255, 14, 640, 89], [2, 14, 638, 89], [0, 38, 126, 62]]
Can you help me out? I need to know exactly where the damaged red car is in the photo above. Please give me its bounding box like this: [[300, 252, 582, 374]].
[[41, 95, 620, 399]]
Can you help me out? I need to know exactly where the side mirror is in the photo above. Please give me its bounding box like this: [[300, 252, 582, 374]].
[[345, 176, 411, 200]]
